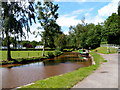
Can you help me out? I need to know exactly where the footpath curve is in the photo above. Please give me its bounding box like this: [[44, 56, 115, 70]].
[[72, 53, 118, 88]]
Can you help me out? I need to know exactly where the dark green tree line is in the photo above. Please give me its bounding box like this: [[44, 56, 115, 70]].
[[67, 12, 119, 49], [103, 13, 120, 45]]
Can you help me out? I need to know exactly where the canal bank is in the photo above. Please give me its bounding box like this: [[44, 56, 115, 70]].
[[16, 52, 104, 89]]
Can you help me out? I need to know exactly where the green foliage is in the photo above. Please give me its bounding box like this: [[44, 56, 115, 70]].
[[54, 34, 67, 50], [36, 2, 62, 48], [19, 40, 41, 48], [103, 60, 108, 62], [67, 12, 120, 50], [67, 23, 102, 49], [118, 3, 120, 29], [103, 13, 120, 45], [2, 2, 36, 37], [2, 37, 16, 46], [1, 1, 36, 60], [47, 52, 55, 58], [54, 50, 61, 56], [19, 52, 104, 88], [92, 47, 117, 54]]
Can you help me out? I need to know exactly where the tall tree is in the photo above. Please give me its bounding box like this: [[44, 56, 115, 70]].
[[1, 1, 36, 60], [104, 13, 120, 45], [67, 23, 103, 49], [54, 34, 67, 51], [36, 1, 61, 56], [118, 1, 120, 29]]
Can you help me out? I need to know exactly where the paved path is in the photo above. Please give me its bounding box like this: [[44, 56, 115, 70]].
[[72, 53, 118, 88]]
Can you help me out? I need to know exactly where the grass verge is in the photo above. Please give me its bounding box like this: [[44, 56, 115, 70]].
[[18, 51, 104, 89], [1, 51, 55, 61], [0, 50, 62, 65], [92, 47, 117, 54]]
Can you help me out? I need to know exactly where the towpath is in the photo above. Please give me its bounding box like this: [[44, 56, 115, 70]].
[[72, 53, 119, 88]]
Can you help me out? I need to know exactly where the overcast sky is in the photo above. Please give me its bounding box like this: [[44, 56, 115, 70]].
[[25, 0, 119, 42]]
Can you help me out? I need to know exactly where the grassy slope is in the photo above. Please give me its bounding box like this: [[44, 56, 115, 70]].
[[18, 52, 104, 89], [1, 51, 54, 61], [92, 47, 117, 54]]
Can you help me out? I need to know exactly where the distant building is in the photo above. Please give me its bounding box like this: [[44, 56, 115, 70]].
[[1, 46, 7, 49], [10, 44, 13, 48], [1, 44, 24, 49], [16, 44, 23, 49], [35, 45, 44, 49]]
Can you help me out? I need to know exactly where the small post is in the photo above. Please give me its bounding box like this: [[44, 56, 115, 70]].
[[107, 45, 110, 53]]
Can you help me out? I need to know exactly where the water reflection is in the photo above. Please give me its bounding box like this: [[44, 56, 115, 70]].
[[2, 52, 92, 88], [13, 62, 44, 68]]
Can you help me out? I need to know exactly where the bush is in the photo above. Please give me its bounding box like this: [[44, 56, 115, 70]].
[[54, 50, 61, 56], [47, 52, 55, 58]]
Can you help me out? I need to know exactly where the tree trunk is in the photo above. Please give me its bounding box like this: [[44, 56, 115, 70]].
[[42, 45, 45, 56], [6, 33, 12, 61]]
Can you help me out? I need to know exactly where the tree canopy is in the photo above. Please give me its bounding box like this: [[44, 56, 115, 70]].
[[1, 1, 36, 60], [36, 1, 62, 48], [66, 12, 120, 49]]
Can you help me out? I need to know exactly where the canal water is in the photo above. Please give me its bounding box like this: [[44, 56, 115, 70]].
[[1, 52, 92, 88]]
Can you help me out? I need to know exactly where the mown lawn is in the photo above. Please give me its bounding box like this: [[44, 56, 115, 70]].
[[92, 47, 118, 54], [18, 51, 104, 89], [1, 51, 54, 61]]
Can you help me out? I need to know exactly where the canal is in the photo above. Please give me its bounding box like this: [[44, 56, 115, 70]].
[[1, 52, 92, 88]]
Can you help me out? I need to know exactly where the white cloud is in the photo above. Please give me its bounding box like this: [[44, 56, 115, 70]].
[[98, 0, 118, 17], [53, 0, 111, 2], [86, 16, 105, 24], [57, 0, 119, 35], [71, 9, 84, 16], [63, 31, 69, 35], [85, 13, 90, 17], [57, 15, 81, 27], [54, 0, 112, 2], [54, 0, 87, 2], [22, 23, 43, 41], [63, 9, 84, 17], [56, 8, 93, 27], [24, 0, 119, 41], [86, 0, 119, 24]]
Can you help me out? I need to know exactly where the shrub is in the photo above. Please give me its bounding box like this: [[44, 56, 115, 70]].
[[54, 50, 61, 56], [47, 52, 55, 58]]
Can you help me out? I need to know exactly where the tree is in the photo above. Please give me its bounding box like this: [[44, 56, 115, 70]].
[[54, 34, 67, 51], [85, 24, 102, 49], [104, 13, 120, 45], [1, 1, 36, 60], [2, 37, 17, 48], [36, 1, 61, 56], [67, 23, 103, 49], [118, 1, 120, 16], [30, 40, 39, 48], [118, 2, 120, 31]]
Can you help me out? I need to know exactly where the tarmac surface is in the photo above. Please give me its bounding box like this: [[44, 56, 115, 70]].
[[72, 53, 119, 88]]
